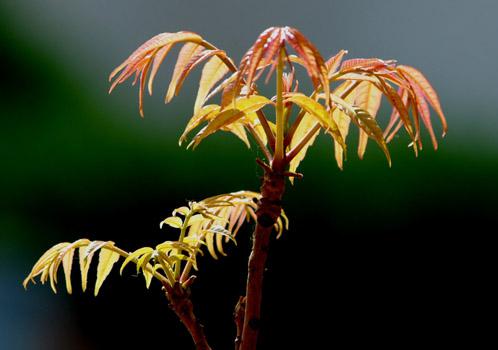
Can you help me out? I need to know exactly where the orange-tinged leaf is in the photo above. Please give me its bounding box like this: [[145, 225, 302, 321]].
[[147, 44, 174, 95], [174, 50, 227, 102], [341, 58, 395, 72], [221, 76, 243, 109], [194, 56, 230, 113], [397, 65, 447, 135], [412, 84, 437, 149], [138, 55, 154, 117], [165, 43, 205, 103], [285, 93, 346, 152], [377, 78, 416, 143], [384, 87, 407, 139], [204, 71, 238, 105], [355, 82, 382, 159], [284, 27, 329, 97], [110, 31, 203, 81], [326, 50, 348, 78], [336, 72, 379, 83], [239, 27, 284, 90]]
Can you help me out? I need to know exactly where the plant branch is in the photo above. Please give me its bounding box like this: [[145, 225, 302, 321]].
[[239, 170, 285, 350], [246, 124, 272, 162], [286, 122, 321, 161], [163, 282, 212, 350], [256, 111, 275, 151], [273, 48, 286, 168]]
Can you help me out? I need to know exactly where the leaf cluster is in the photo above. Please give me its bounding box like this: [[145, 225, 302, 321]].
[[24, 191, 288, 295], [109, 27, 446, 173]]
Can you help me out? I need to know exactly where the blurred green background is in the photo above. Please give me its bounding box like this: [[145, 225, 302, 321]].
[[1, 1, 496, 349]]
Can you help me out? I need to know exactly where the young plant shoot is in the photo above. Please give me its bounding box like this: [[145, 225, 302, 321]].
[[25, 26, 446, 350]]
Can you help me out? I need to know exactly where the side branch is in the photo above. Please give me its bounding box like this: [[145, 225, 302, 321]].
[[163, 282, 212, 350], [256, 110, 276, 151]]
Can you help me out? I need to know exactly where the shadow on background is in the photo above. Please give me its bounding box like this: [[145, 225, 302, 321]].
[[1, 1, 495, 349]]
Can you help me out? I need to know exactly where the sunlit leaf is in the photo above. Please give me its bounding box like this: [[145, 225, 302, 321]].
[[284, 93, 346, 152], [94, 247, 120, 296], [120, 247, 154, 275], [194, 56, 230, 113], [161, 216, 183, 229], [341, 58, 395, 72], [179, 104, 220, 145], [376, 78, 416, 145], [355, 82, 382, 159], [79, 241, 108, 292], [61, 248, 75, 294], [329, 94, 391, 166], [397, 65, 447, 135], [147, 44, 174, 95], [326, 49, 348, 78], [190, 96, 272, 148], [173, 206, 191, 217], [165, 43, 205, 103], [174, 50, 227, 102], [288, 113, 319, 181]]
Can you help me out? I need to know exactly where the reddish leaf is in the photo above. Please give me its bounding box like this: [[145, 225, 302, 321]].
[[341, 58, 395, 72], [326, 49, 348, 78], [165, 43, 205, 103], [110, 31, 203, 83], [397, 65, 447, 136], [147, 44, 174, 95]]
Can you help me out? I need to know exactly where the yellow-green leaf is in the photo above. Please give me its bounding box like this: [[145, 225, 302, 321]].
[[285, 93, 346, 152], [191, 96, 271, 148], [205, 231, 218, 260], [120, 247, 154, 275], [224, 123, 250, 148], [179, 104, 220, 145], [62, 248, 75, 294], [161, 216, 183, 229], [186, 214, 205, 227], [194, 56, 230, 113], [143, 268, 153, 289], [94, 247, 120, 296], [332, 109, 351, 170], [330, 82, 354, 169], [331, 94, 391, 166], [79, 241, 108, 292], [288, 113, 320, 182], [172, 206, 191, 216]]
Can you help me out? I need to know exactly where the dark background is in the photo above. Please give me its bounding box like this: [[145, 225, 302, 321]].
[[1, 1, 495, 349]]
